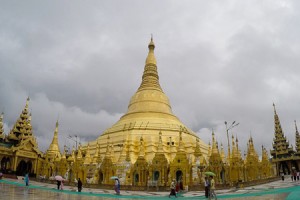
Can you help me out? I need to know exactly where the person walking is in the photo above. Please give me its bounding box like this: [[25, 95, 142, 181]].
[[114, 178, 120, 195], [77, 178, 82, 192], [209, 176, 217, 200], [24, 173, 29, 186], [204, 177, 210, 198], [169, 179, 177, 198], [57, 180, 61, 190]]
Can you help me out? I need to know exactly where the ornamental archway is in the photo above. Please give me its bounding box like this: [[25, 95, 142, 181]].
[[176, 170, 183, 182], [1, 157, 11, 173], [98, 171, 104, 184], [16, 160, 32, 176]]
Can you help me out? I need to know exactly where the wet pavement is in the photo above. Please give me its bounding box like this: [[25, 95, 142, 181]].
[[1, 176, 300, 199]]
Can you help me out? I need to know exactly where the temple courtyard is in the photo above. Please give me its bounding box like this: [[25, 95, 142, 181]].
[[1, 176, 300, 200]]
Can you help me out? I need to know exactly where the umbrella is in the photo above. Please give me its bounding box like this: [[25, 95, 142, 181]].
[[55, 175, 64, 181], [204, 171, 216, 176], [110, 176, 119, 180]]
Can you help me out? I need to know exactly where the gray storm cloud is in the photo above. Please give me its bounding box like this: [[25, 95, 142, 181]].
[[1, 0, 300, 155]]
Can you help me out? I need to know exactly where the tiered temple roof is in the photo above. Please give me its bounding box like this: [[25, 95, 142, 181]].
[[270, 103, 294, 160]]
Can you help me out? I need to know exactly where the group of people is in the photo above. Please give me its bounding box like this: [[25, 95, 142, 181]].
[[291, 171, 300, 181], [204, 176, 217, 199], [281, 171, 300, 182], [57, 178, 82, 192], [169, 176, 217, 199]]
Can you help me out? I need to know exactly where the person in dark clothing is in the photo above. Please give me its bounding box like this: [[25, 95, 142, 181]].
[[281, 172, 284, 181], [57, 180, 61, 190], [179, 178, 183, 192], [204, 177, 210, 198], [77, 178, 82, 192]]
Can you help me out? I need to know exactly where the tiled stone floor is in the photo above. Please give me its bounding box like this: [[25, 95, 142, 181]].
[[1, 176, 300, 199]]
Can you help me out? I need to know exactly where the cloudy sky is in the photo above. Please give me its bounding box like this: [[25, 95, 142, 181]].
[[1, 0, 300, 157]]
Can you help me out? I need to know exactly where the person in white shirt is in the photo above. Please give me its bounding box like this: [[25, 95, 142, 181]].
[[169, 179, 177, 198]]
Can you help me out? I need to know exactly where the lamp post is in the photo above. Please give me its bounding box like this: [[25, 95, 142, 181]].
[[224, 121, 239, 157], [67, 135, 79, 150], [224, 121, 239, 184]]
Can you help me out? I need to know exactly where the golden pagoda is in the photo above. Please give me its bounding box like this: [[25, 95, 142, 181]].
[[207, 130, 224, 183], [229, 135, 243, 183], [260, 145, 273, 179], [244, 136, 259, 181], [79, 37, 209, 186]]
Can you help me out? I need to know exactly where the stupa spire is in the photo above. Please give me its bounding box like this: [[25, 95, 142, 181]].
[[194, 138, 202, 158], [77, 145, 83, 160], [84, 143, 92, 165], [177, 130, 185, 152], [207, 142, 211, 158], [295, 120, 300, 156], [211, 130, 219, 154], [137, 37, 162, 92], [157, 131, 164, 153], [46, 120, 61, 159], [220, 143, 226, 163], [139, 136, 145, 157], [93, 141, 102, 164]]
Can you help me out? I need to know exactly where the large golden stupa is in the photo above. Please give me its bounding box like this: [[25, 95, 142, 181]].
[[84, 37, 208, 185]]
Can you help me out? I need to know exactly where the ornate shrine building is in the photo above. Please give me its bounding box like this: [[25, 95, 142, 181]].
[[270, 104, 300, 175], [0, 98, 43, 176]]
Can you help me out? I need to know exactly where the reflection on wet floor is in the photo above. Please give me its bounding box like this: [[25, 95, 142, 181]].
[[1, 183, 119, 200], [1, 178, 300, 200]]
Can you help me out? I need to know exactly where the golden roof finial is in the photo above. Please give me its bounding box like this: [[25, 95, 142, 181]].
[[273, 103, 277, 115], [148, 34, 155, 50], [295, 120, 299, 134], [26, 96, 30, 108]]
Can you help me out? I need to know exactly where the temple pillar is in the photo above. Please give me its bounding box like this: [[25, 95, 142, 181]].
[[34, 158, 38, 175], [13, 156, 18, 171]]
